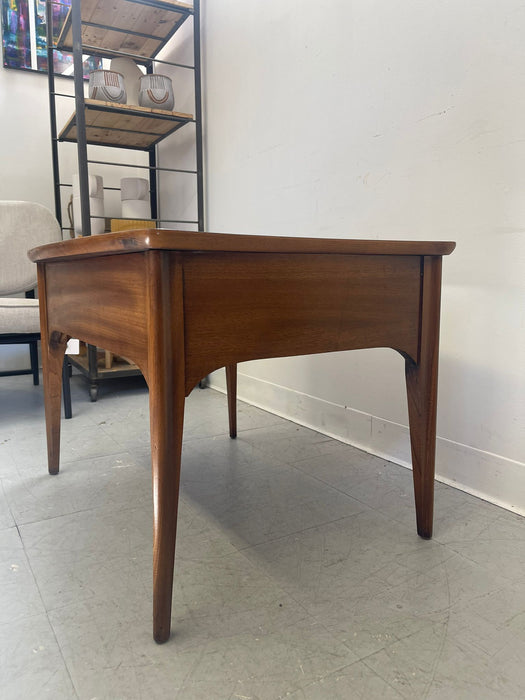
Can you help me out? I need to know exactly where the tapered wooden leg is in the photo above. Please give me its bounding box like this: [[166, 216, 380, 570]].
[[405, 256, 443, 539], [37, 263, 66, 475], [149, 375, 184, 643], [146, 251, 186, 643], [41, 331, 67, 475], [225, 364, 237, 439]]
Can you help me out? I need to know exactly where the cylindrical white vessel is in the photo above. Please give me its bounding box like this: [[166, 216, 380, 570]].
[[138, 74, 174, 111], [72, 174, 105, 235], [88, 70, 126, 104], [110, 57, 143, 106], [120, 177, 149, 201], [72, 174, 104, 199], [122, 199, 151, 220]]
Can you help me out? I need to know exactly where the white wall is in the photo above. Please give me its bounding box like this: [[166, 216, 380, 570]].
[[0, 68, 55, 205], [202, 1, 525, 512]]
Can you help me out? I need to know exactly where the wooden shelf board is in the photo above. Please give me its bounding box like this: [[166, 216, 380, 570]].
[[56, 0, 193, 59], [58, 99, 193, 150]]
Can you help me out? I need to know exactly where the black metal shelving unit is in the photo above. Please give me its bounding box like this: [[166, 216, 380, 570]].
[[45, 0, 203, 400]]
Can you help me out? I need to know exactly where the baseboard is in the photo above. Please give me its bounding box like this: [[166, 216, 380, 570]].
[[209, 370, 525, 517]]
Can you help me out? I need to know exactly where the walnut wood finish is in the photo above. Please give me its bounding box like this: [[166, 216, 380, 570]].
[[37, 264, 69, 475], [404, 256, 444, 539], [145, 251, 185, 644], [29, 229, 455, 262], [225, 364, 237, 439], [182, 252, 421, 390], [30, 230, 455, 642]]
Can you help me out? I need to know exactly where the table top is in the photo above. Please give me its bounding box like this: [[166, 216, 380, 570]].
[[29, 229, 456, 263]]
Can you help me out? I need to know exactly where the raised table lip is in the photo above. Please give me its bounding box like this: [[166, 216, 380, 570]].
[[29, 229, 456, 262]]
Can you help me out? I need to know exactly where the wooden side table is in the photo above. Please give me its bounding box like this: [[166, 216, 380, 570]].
[[29, 230, 455, 642]]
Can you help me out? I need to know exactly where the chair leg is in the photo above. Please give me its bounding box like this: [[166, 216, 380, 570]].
[[62, 356, 72, 419], [29, 340, 39, 385]]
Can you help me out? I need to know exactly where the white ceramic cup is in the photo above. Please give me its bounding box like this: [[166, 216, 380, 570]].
[[138, 74, 174, 111], [71, 174, 105, 235], [72, 174, 104, 199], [120, 177, 149, 201], [110, 57, 143, 106], [72, 196, 105, 235], [88, 70, 126, 104], [122, 199, 151, 220]]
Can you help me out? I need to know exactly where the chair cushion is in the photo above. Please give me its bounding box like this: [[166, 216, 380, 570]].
[[0, 297, 40, 334]]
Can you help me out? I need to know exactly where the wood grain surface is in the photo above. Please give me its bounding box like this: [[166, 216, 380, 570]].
[[29, 228, 455, 262]]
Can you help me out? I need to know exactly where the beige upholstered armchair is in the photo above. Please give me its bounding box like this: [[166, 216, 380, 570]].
[[0, 201, 72, 418]]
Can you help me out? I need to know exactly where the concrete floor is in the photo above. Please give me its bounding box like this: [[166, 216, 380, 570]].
[[1, 372, 525, 699]]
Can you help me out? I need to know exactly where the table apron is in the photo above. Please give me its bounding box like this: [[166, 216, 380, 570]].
[[40, 254, 150, 375], [182, 251, 422, 390], [39, 250, 424, 393]]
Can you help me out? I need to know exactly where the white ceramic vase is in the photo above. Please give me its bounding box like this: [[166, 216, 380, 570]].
[[120, 177, 151, 220], [88, 70, 126, 104], [110, 57, 143, 106], [120, 177, 149, 201], [138, 74, 174, 111], [122, 199, 151, 219], [72, 174, 105, 235]]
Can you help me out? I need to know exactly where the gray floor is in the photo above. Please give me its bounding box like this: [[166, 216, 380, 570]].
[[1, 373, 525, 700]]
